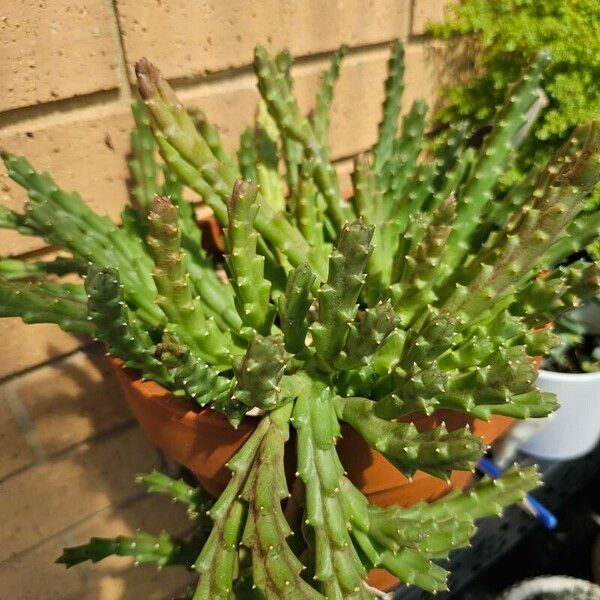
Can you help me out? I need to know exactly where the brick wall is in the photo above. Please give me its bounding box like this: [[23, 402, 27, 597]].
[[0, 2, 450, 598]]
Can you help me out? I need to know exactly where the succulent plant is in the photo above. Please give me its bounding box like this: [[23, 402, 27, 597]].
[[2, 40, 600, 598]]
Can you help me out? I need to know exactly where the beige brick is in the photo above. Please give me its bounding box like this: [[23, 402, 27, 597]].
[[0, 319, 86, 379], [412, 0, 453, 36], [0, 473, 192, 600], [0, 106, 134, 256], [293, 50, 388, 161], [0, 229, 43, 257], [10, 346, 130, 455], [0, 426, 160, 562], [0, 400, 33, 479], [178, 42, 441, 164], [0, 1, 119, 112], [402, 41, 445, 113], [80, 566, 195, 600], [0, 534, 88, 600], [116, 0, 411, 81], [0, 42, 444, 258]]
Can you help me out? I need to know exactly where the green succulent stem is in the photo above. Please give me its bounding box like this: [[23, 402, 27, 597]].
[[147, 196, 237, 367], [137, 470, 213, 522], [0, 277, 91, 334], [135, 59, 314, 274], [440, 52, 551, 273], [335, 395, 485, 479], [374, 41, 405, 175], [0, 256, 84, 281], [312, 45, 348, 152], [58, 530, 197, 569], [1, 150, 164, 328], [254, 45, 350, 233], [241, 402, 321, 599], [279, 262, 316, 355], [85, 266, 170, 384], [192, 416, 271, 599], [225, 180, 276, 335], [129, 99, 160, 214], [4, 41, 598, 599], [311, 221, 374, 367]]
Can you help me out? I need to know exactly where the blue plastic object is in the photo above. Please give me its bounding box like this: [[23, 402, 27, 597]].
[[477, 457, 558, 530]]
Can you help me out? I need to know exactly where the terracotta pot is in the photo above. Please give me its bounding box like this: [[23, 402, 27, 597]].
[[111, 360, 514, 591]]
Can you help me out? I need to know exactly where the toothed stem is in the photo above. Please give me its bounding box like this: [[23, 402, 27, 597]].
[[232, 334, 289, 410], [1, 151, 163, 328], [85, 266, 170, 384], [147, 196, 237, 366], [137, 469, 213, 522], [0, 204, 43, 236], [373, 42, 405, 175], [241, 403, 321, 598], [336, 396, 485, 479], [279, 262, 316, 355], [192, 416, 271, 599], [311, 220, 374, 367], [135, 59, 313, 271], [382, 99, 428, 209], [440, 52, 551, 273], [58, 530, 197, 569], [155, 332, 240, 426], [225, 180, 276, 335], [129, 99, 160, 214], [188, 107, 238, 169], [442, 121, 600, 322], [336, 301, 397, 370], [254, 45, 350, 233], [0, 256, 84, 281], [293, 383, 372, 599], [312, 45, 348, 152], [0, 277, 91, 334]]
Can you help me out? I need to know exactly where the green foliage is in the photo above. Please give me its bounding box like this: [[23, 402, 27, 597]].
[[2, 40, 599, 598], [430, 0, 600, 253], [430, 0, 600, 143]]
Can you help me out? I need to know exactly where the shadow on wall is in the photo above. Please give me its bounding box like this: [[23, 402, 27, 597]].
[[424, 35, 482, 117]]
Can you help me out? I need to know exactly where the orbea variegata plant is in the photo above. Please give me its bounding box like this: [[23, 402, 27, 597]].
[[0, 42, 599, 598]]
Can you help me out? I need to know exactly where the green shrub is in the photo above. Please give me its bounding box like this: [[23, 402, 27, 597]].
[[431, 0, 600, 259], [431, 0, 600, 143]]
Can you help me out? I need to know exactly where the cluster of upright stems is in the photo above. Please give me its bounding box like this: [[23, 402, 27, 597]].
[[1, 42, 599, 599]]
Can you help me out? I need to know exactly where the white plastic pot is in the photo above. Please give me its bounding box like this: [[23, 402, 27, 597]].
[[501, 576, 600, 599], [518, 369, 600, 460]]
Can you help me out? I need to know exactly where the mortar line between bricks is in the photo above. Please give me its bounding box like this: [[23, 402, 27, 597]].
[[42, 418, 139, 464], [408, 0, 417, 38], [0, 340, 97, 386], [0, 431, 167, 564], [0, 417, 138, 487], [0, 35, 433, 137], [167, 36, 413, 92], [0, 89, 122, 132], [1, 383, 47, 465], [0, 484, 150, 567], [407, 30, 439, 42], [106, 0, 134, 104]]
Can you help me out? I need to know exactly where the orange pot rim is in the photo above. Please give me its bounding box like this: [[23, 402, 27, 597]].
[[113, 359, 516, 493], [118, 362, 435, 489], [122, 361, 259, 434]]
